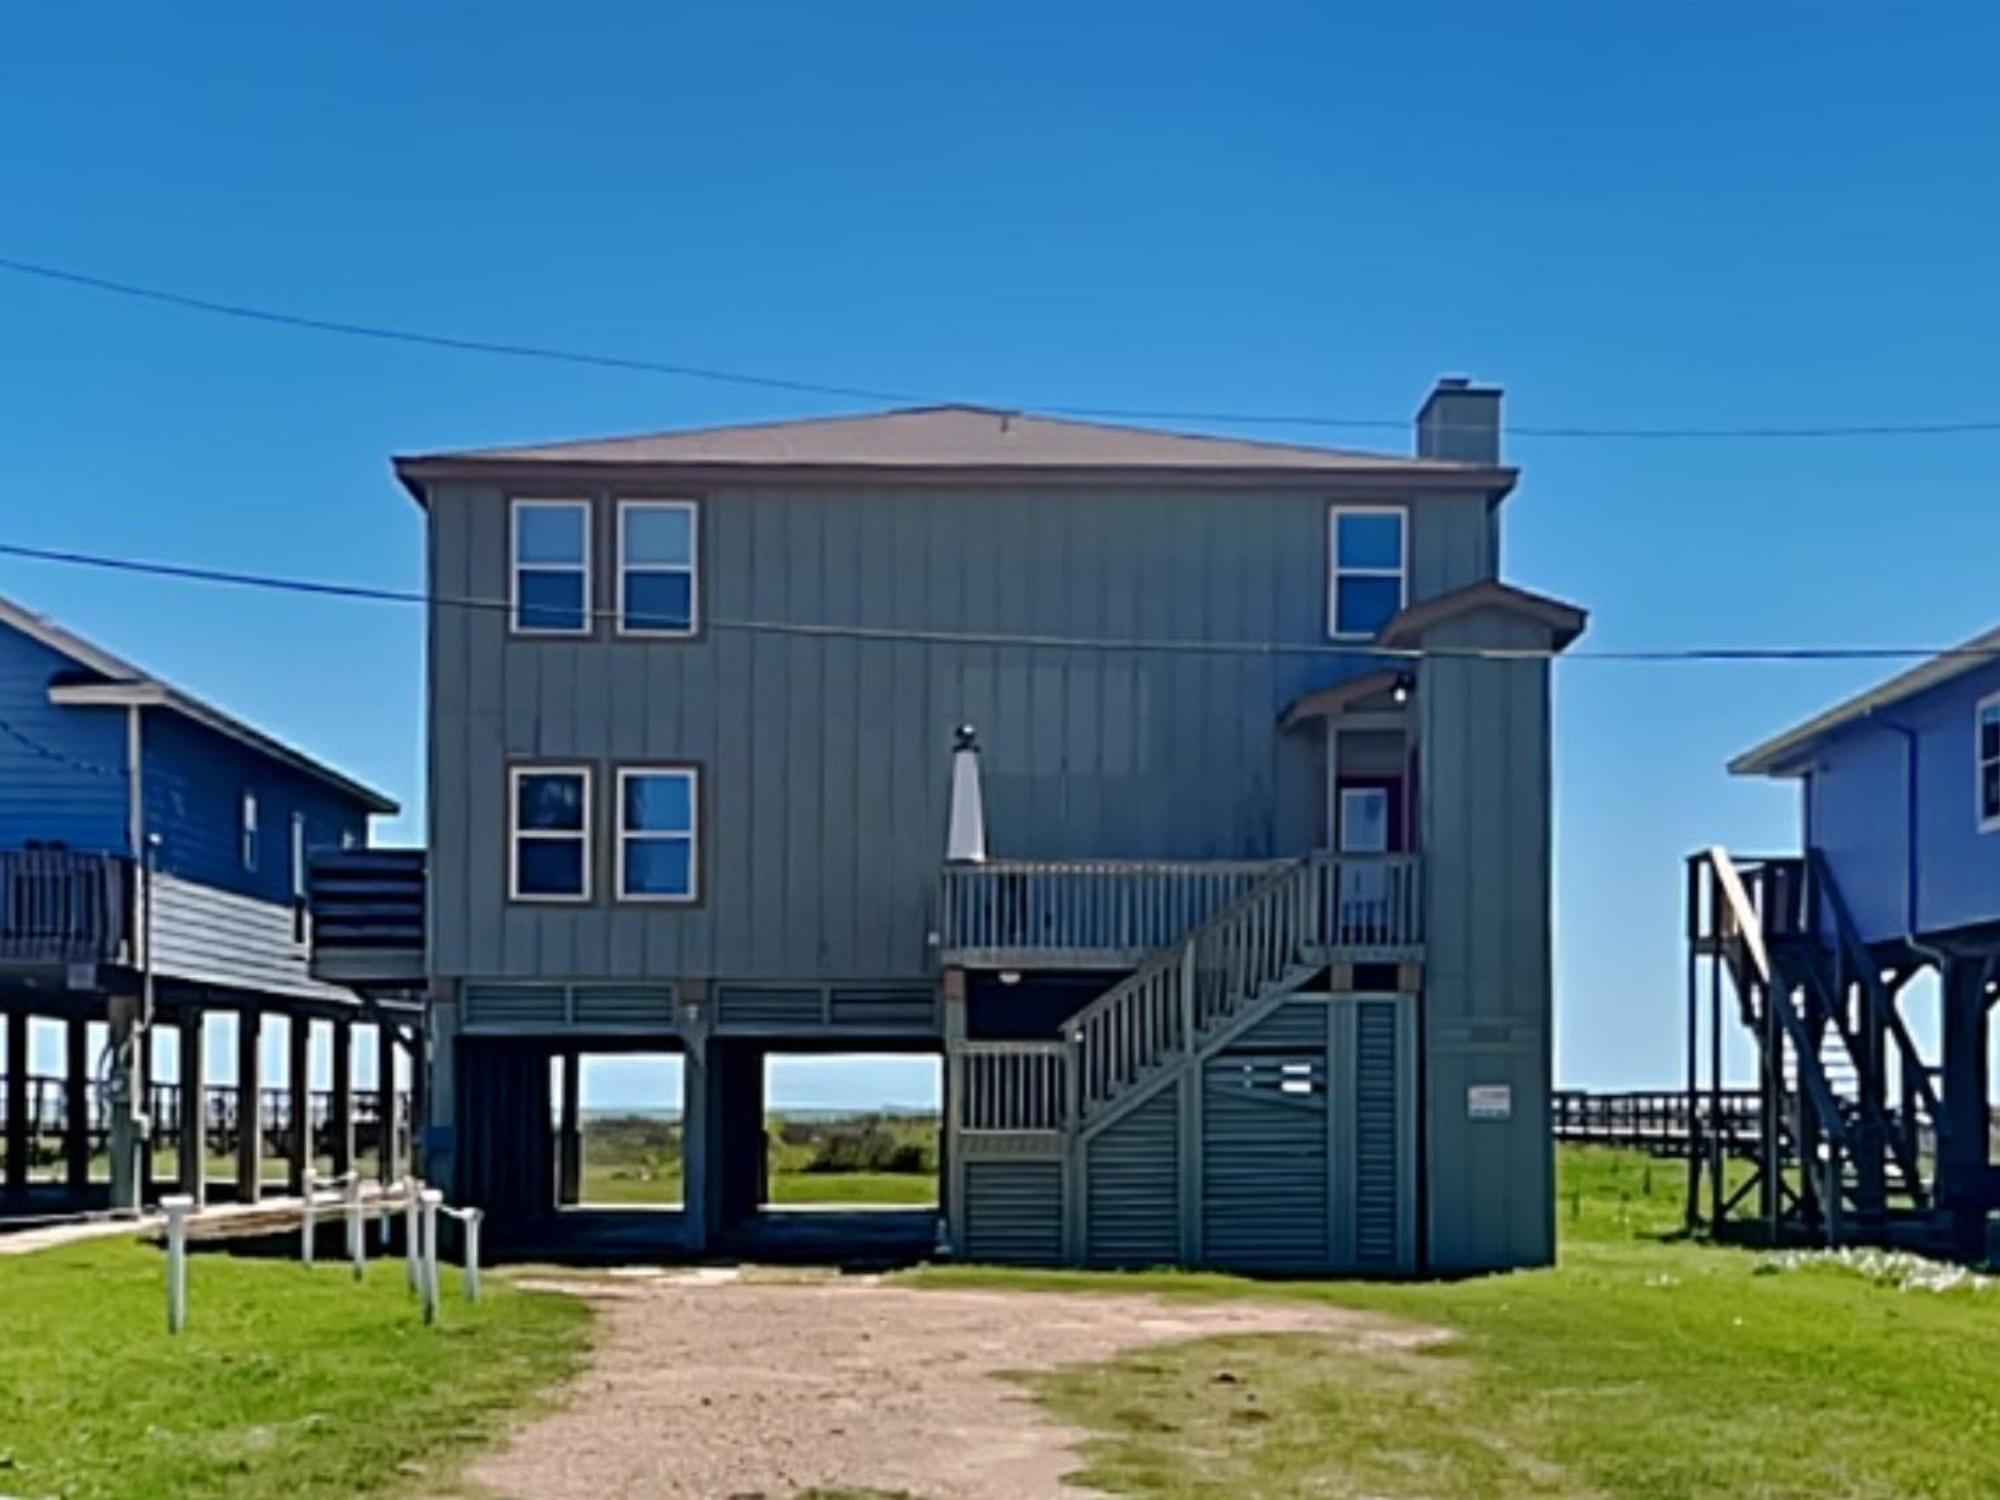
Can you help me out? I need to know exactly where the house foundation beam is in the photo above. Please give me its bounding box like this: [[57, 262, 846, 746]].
[[235, 1008, 261, 1202], [329, 1018, 353, 1179], [287, 1015, 311, 1195], [376, 1022, 398, 1186], [557, 1050, 582, 1206], [179, 1008, 206, 1207], [65, 1015, 90, 1193], [4, 1007, 28, 1200], [1938, 955, 1994, 1259]]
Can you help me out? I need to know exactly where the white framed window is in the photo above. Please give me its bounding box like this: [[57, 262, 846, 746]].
[[511, 499, 591, 635], [1979, 692, 2000, 833], [617, 500, 699, 636], [240, 789, 259, 871], [290, 812, 307, 898], [1328, 506, 1407, 639], [616, 766, 699, 902], [510, 766, 592, 901]]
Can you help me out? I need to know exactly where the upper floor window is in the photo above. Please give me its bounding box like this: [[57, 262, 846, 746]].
[[510, 767, 591, 901], [512, 500, 591, 635], [240, 789, 259, 872], [1328, 507, 1407, 639], [1979, 693, 2000, 833], [290, 812, 307, 899], [618, 767, 699, 901], [618, 500, 699, 636]]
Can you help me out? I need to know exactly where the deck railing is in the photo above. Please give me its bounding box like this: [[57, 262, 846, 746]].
[[0, 849, 130, 965], [939, 858, 1286, 967], [939, 853, 1422, 967], [958, 1042, 1069, 1133]]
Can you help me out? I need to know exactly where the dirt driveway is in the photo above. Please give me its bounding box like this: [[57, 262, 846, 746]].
[[461, 1271, 1428, 1500]]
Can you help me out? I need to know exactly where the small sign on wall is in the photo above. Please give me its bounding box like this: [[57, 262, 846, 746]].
[[1467, 1084, 1513, 1121]]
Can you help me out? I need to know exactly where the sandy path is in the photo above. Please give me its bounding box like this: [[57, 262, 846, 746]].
[[460, 1272, 1429, 1500]]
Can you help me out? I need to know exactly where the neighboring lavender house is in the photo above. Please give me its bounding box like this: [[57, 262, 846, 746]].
[[316, 379, 1587, 1274], [1689, 628, 2000, 1258]]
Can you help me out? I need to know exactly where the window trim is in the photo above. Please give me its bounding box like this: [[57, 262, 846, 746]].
[[508, 764, 594, 903], [1326, 504, 1409, 641], [509, 498, 593, 637], [615, 499, 701, 638], [290, 811, 307, 899], [615, 764, 701, 904], [240, 788, 259, 872], [1978, 691, 2000, 834]]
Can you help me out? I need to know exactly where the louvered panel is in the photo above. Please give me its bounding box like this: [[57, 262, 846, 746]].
[[1354, 1001, 1404, 1269], [962, 1160, 1064, 1266], [462, 983, 568, 1029], [827, 985, 938, 1031], [1232, 1000, 1329, 1054], [715, 985, 826, 1028], [572, 983, 677, 1029], [1085, 1088, 1179, 1268], [1203, 1050, 1329, 1271]]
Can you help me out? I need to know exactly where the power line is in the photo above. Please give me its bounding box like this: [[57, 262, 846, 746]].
[[0, 536, 1993, 667], [4, 253, 1999, 441]]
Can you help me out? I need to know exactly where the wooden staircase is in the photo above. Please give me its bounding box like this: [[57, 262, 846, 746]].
[[1689, 848, 1944, 1247]]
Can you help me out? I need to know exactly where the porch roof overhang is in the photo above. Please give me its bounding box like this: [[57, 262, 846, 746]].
[[1278, 669, 1407, 731], [1373, 580, 1589, 655]]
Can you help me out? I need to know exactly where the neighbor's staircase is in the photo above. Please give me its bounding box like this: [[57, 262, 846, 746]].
[[1695, 848, 1944, 1245]]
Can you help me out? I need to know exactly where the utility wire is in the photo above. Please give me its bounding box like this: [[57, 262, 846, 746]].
[[0, 537, 1994, 667], [4, 254, 1999, 441]]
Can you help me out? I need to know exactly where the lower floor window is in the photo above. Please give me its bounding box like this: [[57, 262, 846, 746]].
[[619, 766, 698, 901], [512, 767, 590, 900], [1981, 694, 2000, 831]]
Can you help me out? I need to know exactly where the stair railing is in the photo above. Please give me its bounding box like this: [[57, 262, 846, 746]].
[[1067, 856, 1325, 1121]]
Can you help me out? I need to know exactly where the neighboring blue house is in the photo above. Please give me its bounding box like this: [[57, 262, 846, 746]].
[[0, 593, 414, 1216], [1690, 626, 2000, 1258]]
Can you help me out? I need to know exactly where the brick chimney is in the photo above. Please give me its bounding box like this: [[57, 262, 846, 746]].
[[1416, 376, 1502, 465]]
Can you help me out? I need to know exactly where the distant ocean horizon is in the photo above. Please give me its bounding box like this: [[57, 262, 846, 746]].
[[581, 1102, 939, 1122]]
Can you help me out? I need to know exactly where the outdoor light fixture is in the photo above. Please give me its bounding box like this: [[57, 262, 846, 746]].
[[1391, 674, 1414, 705], [998, 970, 1021, 986]]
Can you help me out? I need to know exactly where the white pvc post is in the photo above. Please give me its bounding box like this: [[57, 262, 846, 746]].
[[300, 1168, 316, 1267], [161, 1194, 193, 1334], [462, 1208, 483, 1303], [419, 1188, 443, 1325], [403, 1176, 421, 1292], [344, 1174, 365, 1282]]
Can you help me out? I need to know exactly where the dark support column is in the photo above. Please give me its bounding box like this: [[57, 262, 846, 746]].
[[4, 1008, 28, 1199], [1939, 957, 1992, 1260], [376, 1024, 398, 1185], [329, 1018, 354, 1179], [235, 1008, 261, 1202], [557, 1050, 582, 1206], [65, 1016, 90, 1193], [136, 1020, 155, 1205], [179, 1008, 206, 1206], [713, 1041, 766, 1231], [288, 1015, 311, 1195], [407, 1023, 426, 1177]]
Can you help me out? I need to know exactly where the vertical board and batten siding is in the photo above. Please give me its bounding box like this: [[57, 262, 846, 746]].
[[427, 482, 1495, 985], [1417, 607, 1556, 1271], [1083, 1086, 1181, 1267], [0, 625, 130, 853]]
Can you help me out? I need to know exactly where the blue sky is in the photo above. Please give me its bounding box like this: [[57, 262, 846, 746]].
[[2, 3, 1996, 1105]]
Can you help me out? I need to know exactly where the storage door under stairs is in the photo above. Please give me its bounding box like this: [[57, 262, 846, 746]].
[[1202, 1000, 1333, 1271]]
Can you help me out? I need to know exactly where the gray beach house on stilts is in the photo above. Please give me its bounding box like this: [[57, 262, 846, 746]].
[[313, 378, 1585, 1273]]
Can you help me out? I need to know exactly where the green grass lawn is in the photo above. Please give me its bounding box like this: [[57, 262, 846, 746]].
[[577, 1161, 935, 1207], [0, 1235, 590, 1500], [577, 1112, 939, 1208], [918, 1147, 2000, 1499]]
